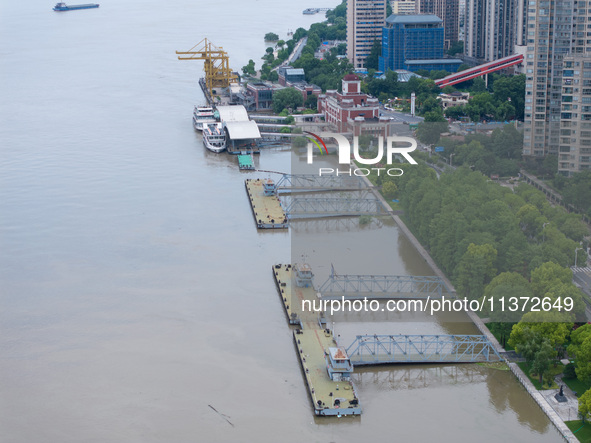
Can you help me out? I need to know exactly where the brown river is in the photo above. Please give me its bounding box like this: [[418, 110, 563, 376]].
[[0, 0, 562, 441]]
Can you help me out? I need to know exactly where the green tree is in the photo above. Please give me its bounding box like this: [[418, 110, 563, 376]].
[[428, 70, 449, 80], [472, 77, 487, 93], [479, 272, 533, 322], [365, 39, 381, 70], [531, 338, 555, 385], [561, 171, 591, 216], [416, 121, 448, 144], [447, 41, 464, 56], [421, 97, 442, 115], [564, 363, 577, 379], [531, 262, 573, 298], [305, 94, 318, 109], [510, 326, 544, 361], [568, 324, 591, 356], [455, 243, 497, 300], [293, 27, 308, 41], [268, 71, 279, 82], [518, 312, 573, 348], [292, 136, 307, 148], [492, 74, 525, 120], [560, 217, 589, 243], [542, 155, 558, 179], [272, 88, 304, 113], [575, 339, 591, 381], [423, 110, 446, 122], [241, 59, 256, 76], [445, 105, 466, 120], [494, 101, 516, 121], [466, 92, 495, 122], [579, 389, 591, 421], [382, 181, 398, 200], [264, 32, 279, 41]]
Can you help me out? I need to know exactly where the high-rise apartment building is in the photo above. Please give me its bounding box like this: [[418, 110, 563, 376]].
[[556, 56, 591, 174], [347, 0, 388, 69], [485, 0, 519, 60], [465, 0, 524, 62], [390, 0, 417, 14], [416, 0, 459, 49], [464, 0, 486, 60], [522, 0, 591, 160]]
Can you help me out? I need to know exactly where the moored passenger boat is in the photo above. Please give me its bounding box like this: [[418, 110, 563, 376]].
[[192, 106, 216, 131], [202, 122, 226, 153]]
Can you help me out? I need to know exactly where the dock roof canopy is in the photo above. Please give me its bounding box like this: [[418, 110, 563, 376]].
[[224, 121, 261, 140], [217, 104, 261, 139], [216, 105, 250, 122]]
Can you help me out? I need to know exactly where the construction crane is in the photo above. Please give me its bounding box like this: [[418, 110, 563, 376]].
[[176, 38, 239, 97]]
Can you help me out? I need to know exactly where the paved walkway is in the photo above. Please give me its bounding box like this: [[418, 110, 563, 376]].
[[508, 363, 578, 442], [273, 37, 307, 72], [540, 374, 580, 423]]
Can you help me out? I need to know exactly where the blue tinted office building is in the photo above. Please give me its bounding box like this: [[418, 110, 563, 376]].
[[379, 14, 459, 72]]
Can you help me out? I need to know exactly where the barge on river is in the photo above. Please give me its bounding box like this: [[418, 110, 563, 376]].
[[53, 2, 99, 11]]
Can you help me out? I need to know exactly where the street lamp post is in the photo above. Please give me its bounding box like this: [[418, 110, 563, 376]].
[[575, 247, 584, 268]]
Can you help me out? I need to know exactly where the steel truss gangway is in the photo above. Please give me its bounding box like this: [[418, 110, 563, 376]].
[[318, 273, 451, 299], [283, 195, 384, 218], [435, 54, 524, 88], [346, 334, 502, 365], [275, 174, 367, 192], [290, 216, 383, 233], [354, 364, 490, 389]]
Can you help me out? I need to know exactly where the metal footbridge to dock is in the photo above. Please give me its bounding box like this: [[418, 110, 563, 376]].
[[272, 263, 502, 417], [277, 174, 382, 218], [246, 174, 383, 229], [275, 174, 367, 192], [346, 334, 501, 365], [282, 195, 384, 218], [318, 272, 452, 299]]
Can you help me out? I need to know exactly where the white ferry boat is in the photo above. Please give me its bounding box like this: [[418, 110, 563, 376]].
[[192, 106, 216, 131], [202, 122, 226, 153]]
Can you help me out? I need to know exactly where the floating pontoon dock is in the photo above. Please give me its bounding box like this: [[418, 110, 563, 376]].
[[245, 179, 288, 229], [237, 154, 255, 170], [273, 264, 362, 416], [272, 263, 502, 417]]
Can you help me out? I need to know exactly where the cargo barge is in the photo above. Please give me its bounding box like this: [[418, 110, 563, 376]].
[[53, 2, 99, 11]]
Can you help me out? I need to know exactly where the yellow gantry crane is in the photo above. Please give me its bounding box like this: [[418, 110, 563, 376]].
[[176, 38, 239, 97]]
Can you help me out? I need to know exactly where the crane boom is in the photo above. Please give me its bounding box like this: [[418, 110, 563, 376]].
[[176, 38, 238, 97]]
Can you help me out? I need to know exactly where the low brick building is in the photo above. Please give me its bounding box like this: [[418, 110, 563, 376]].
[[317, 74, 380, 132]]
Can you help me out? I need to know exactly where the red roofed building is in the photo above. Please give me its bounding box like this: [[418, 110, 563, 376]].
[[317, 74, 380, 132]]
